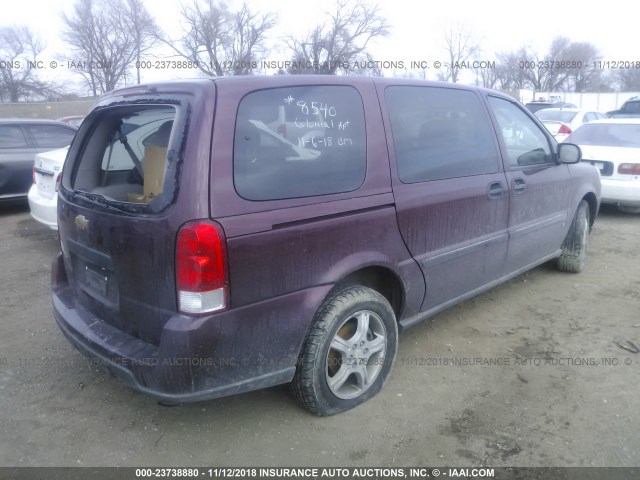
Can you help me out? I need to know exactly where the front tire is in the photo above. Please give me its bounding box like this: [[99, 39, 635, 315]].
[[291, 285, 398, 416], [557, 200, 590, 273]]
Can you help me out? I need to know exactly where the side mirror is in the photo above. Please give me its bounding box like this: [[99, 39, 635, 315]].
[[558, 143, 581, 164]]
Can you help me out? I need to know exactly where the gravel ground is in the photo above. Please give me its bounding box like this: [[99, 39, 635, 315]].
[[0, 201, 638, 467]]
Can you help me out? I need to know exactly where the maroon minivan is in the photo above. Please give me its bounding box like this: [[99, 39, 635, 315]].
[[52, 76, 600, 415]]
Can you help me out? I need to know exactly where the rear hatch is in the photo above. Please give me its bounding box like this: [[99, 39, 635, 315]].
[[33, 148, 67, 199], [57, 87, 211, 345]]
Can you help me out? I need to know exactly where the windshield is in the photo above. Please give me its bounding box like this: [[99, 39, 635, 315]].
[[567, 123, 640, 147]]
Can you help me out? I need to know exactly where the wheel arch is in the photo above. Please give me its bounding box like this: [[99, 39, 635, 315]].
[[335, 265, 405, 319], [582, 192, 598, 229]]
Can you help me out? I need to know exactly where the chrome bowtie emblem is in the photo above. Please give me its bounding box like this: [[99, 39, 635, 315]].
[[75, 215, 89, 231]]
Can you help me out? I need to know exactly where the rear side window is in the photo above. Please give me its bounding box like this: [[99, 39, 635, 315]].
[[24, 124, 76, 149], [624, 101, 640, 113], [69, 105, 177, 206], [386, 86, 499, 183], [233, 86, 366, 201], [0, 125, 29, 148]]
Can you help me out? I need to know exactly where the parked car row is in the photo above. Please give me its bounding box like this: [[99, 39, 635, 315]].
[[524, 100, 640, 214], [0, 119, 76, 205], [566, 119, 640, 214]]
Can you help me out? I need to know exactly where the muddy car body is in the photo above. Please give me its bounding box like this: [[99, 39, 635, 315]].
[[52, 76, 601, 415]]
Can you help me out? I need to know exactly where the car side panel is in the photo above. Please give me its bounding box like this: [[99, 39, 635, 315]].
[[211, 77, 425, 320], [502, 164, 572, 272], [0, 145, 35, 199], [376, 83, 509, 311], [219, 201, 423, 315]]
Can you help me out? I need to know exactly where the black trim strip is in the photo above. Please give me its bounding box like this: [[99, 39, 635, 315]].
[[272, 203, 395, 230], [34, 167, 54, 177]]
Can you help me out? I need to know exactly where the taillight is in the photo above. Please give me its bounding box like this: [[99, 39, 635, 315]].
[[55, 174, 62, 192], [557, 124, 572, 135], [32, 167, 36, 184], [618, 163, 640, 175], [176, 221, 228, 314]]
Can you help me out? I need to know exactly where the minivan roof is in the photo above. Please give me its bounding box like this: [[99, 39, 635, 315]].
[[96, 75, 506, 101]]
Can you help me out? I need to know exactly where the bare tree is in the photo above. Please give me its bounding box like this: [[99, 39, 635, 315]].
[[493, 48, 530, 91], [615, 68, 640, 92], [229, 4, 277, 75], [441, 22, 478, 83], [0, 26, 58, 102], [286, 0, 389, 74], [471, 49, 497, 89], [161, 0, 276, 77], [62, 0, 158, 95], [521, 37, 573, 93], [126, 0, 162, 84], [474, 65, 498, 89], [564, 42, 602, 92]]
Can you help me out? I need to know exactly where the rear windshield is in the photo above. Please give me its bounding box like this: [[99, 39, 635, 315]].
[[67, 105, 177, 208], [535, 110, 578, 123], [622, 101, 640, 113], [568, 123, 640, 147]]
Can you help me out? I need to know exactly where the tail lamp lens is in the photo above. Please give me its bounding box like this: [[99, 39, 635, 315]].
[[618, 163, 640, 175], [176, 221, 228, 314]]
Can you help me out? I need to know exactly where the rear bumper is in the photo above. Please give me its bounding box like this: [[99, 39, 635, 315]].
[[51, 253, 331, 403], [28, 184, 58, 230], [601, 178, 640, 207]]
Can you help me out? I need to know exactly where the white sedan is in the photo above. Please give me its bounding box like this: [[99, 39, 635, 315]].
[[566, 119, 640, 213], [535, 108, 606, 142], [28, 147, 69, 229]]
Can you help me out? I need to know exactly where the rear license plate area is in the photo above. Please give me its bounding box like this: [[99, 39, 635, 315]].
[[34, 169, 54, 195], [85, 265, 109, 298], [584, 160, 612, 176], [589, 161, 604, 170]]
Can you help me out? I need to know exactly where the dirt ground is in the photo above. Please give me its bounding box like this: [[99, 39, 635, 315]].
[[0, 201, 638, 467]]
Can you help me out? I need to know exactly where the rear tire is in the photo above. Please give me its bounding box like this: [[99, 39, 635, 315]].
[[291, 285, 398, 416], [557, 200, 590, 273]]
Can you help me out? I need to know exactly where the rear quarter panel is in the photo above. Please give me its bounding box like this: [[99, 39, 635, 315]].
[[568, 161, 602, 223]]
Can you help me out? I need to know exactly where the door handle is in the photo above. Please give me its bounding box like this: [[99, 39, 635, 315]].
[[487, 182, 505, 199], [512, 178, 526, 194]]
